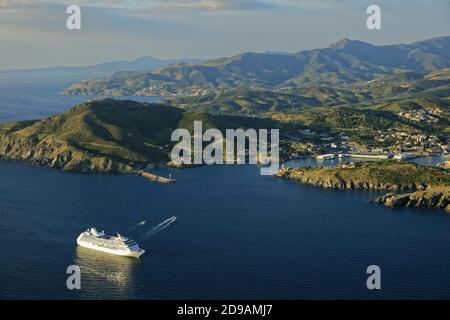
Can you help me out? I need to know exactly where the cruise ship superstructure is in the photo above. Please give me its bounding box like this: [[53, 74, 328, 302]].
[[77, 228, 145, 258]]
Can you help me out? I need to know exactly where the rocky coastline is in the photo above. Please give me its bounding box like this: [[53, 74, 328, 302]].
[[276, 161, 450, 212], [375, 188, 449, 213], [276, 167, 430, 191], [0, 134, 136, 174]]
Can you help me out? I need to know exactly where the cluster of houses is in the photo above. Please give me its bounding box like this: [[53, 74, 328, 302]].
[[136, 84, 223, 97], [282, 127, 449, 162], [374, 129, 448, 153], [397, 108, 443, 123], [183, 86, 222, 97]]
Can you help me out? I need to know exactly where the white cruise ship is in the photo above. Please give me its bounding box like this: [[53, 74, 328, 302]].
[[77, 228, 145, 258]]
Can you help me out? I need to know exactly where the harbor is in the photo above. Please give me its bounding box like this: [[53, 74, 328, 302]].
[[316, 151, 444, 161]]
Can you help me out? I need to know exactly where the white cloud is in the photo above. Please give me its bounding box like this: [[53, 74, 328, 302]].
[[0, 0, 274, 11], [151, 0, 273, 11], [0, 0, 31, 8]]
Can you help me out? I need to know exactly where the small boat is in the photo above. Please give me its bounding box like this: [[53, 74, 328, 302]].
[[316, 154, 335, 160]]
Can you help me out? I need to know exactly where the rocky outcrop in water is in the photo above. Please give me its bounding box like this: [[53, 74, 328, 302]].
[[375, 188, 450, 212]]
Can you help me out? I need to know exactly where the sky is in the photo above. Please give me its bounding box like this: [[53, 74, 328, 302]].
[[0, 0, 449, 70]]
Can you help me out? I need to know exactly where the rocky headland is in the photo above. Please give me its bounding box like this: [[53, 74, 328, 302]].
[[276, 161, 450, 212], [375, 188, 450, 213], [0, 133, 135, 173], [0, 99, 181, 174]]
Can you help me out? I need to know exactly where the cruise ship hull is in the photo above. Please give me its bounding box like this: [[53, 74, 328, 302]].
[[77, 236, 145, 258]]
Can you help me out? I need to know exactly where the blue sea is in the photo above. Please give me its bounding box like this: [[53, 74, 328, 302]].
[[0, 82, 450, 299]]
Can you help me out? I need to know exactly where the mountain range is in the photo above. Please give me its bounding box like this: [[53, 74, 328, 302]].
[[165, 67, 450, 116], [62, 36, 450, 96]]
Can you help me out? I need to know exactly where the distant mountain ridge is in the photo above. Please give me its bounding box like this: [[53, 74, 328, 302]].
[[62, 36, 450, 96], [0, 56, 203, 84]]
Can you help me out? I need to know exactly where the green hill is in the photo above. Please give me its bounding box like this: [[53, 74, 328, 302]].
[[166, 90, 321, 115], [0, 99, 281, 173]]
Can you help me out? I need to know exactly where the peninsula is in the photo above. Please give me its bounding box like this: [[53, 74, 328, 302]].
[[0, 99, 280, 174], [276, 161, 450, 212], [0, 99, 179, 173]]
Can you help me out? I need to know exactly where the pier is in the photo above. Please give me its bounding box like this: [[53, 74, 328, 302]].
[[138, 171, 176, 183]]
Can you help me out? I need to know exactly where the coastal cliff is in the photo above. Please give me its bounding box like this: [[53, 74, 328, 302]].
[[276, 161, 450, 212], [375, 188, 450, 212], [0, 134, 135, 173]]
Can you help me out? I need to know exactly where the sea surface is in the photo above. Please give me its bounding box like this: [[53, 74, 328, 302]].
[[0, 82, 450, 299], [0, 81, 162, 123]]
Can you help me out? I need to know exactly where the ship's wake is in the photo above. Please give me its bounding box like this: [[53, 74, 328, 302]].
[[125, 220, 146, 236], [138, 216, 177, 240]]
